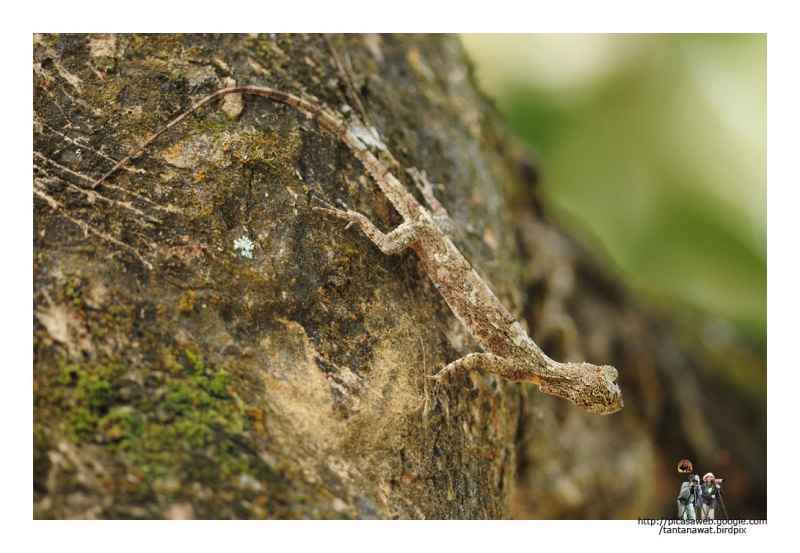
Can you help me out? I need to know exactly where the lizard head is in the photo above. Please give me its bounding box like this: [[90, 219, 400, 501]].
[[537, 363, 624, 415]]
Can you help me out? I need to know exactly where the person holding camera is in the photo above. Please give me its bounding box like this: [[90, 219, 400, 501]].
[[677, 474, 701, 520], [699, 472, 724, 520]]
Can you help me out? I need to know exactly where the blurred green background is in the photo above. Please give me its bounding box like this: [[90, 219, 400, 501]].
[[460, 34, 766, 348]]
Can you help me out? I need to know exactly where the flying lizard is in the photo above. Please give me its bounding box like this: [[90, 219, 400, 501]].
[[92, 85, 623, 415]]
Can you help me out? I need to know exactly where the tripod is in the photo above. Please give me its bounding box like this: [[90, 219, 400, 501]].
[[699, 495, 728, 520], [718, 495, 729, 520]]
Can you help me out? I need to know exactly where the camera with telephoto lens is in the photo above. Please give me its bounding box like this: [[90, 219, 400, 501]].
[[715, 478, 725, 484]]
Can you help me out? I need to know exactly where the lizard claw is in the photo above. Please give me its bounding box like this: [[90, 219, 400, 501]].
[[427, 367, 449, 381], [406, 167, 433, 194], [312, 197, 353, 221], [311, 196, 358, 220], [427, 370, 450, 398], [431, 385, 450, 420], [311, 196, 338, 211]]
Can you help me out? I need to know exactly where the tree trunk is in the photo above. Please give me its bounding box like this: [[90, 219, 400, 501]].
[[33, 34, 765, 519]]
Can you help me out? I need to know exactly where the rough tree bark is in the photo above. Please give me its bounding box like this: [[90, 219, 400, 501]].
[[33, 34, 765, 519]]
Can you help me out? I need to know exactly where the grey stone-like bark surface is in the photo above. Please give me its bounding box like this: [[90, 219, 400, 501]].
[[33, 34, 765, 519]]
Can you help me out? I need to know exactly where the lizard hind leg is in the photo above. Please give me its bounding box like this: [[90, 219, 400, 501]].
[[312, 197, 424, 255]]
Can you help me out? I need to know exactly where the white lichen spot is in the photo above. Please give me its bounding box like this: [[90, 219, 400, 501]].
[[348, 119, 386, 151], [233, 235, 255, 259], [237, 474, 263, 492]]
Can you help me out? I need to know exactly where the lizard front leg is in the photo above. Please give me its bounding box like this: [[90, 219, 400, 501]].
[[430, 352, 537, 385], [431, 353, 622, 414], [314, 199, 424, 255], [428, 353, 539, 417]]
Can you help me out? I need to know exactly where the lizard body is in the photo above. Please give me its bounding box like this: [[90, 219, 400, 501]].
[[93, 86, 623, 415]]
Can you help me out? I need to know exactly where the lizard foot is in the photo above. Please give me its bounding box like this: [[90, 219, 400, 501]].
[[312, 197, 365, 230], [425, 371, 452, 419], [406, 167, 456, 234]]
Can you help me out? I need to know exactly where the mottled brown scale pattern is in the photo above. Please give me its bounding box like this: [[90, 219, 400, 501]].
[[94, 86, 623, 415]]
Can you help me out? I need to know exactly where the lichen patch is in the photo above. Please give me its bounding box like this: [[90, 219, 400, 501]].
[[233, 235, 255, 259], [89, 34, 117, 57], [35, 297, 93, 357]]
